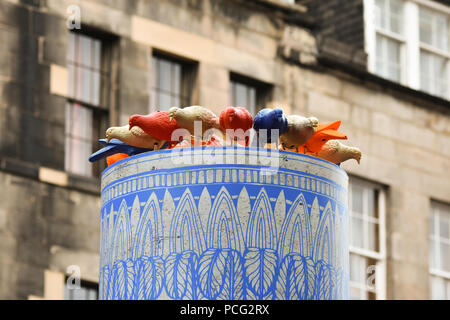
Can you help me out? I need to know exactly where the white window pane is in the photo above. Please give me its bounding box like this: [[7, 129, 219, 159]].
[[375, 0, 403, 34], [64, 284, 98, 300], [234, 83, 247, 107], [159, 60, 172, 91], [389, 0, 403, 34], [367, 189, 377, 217], [81, 69, 92, 102], [350, 254, 365, 283], [420, 52, 431, 92], [350, 287, 363, 300], [68, 137, 79, 172], [420, 8, 433, 46], [151, 57, 158, 88], [172, 96, 181, 108], [375, 0, 386, 30], [447, 280, 450, 299], [420, 7, 449, 52], [440, 242, 450, 272], [74, 288, 85, 300], [430, 212, 436, 236], [351, 217, 363, 247], [431, 276, 446, 300], [430, 239, 436, 269], [351, 185, 363, 214], [230, 82, 235, 105], [368, 222, 378, 252], [79, 35, 92, 67], [430, 202, 450, 277], [92, 72, 100, 106], [68, 64, 75, 98], [231, 80, 257, 114], [435, 15, 448, 51], [440, 214, 449, 239], [151, 55, 186, 112], [173, 63, 181, 96], [150, 88, 157, 111], [71, 104, 93, 140], [88, 288, 97, 300], [65, 103, 93, 176], [375, 35, 401, 82], [92, 39, 101, 70], [158, 92, 172, 111], [64, 135, 71, 170], [67, 32, 76, 62], [387, 38, 400, 78], [248, 87, 256, 115], [420, 51, 448, 97]]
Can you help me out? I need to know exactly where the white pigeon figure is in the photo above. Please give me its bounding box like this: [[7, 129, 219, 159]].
[[168, 106, 221, 138], [105, 125, 165, 149], [280, 115, 319, 151], [305, 139, 361, 165]]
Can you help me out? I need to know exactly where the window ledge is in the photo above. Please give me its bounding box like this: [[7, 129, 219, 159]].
[[430, 268, 450, 280], [315, 48, 450, 111], [254, 0, 307, 13], [0, 157, 101, 196], [239, 0, 314, 29]]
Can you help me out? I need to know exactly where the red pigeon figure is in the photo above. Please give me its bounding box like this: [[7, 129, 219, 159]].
[[302, 120, 348, 153], [129, 111, 181, 143], [220, 107, 253, 146], [220, 107, 253, 131]]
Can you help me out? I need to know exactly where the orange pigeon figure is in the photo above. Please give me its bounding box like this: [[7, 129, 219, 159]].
[[220, 106, 253, 146], [106, 153, 129, 166], [129, 111, 181, 144], [299, 120, 348, 153]]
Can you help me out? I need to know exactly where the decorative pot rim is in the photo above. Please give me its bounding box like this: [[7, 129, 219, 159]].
[[101, 146, 348, 179]]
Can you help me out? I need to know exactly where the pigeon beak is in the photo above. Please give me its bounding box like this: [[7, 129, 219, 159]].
[[169, 115, 174, 122]]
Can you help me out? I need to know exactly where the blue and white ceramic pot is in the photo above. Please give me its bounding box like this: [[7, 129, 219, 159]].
[[99, 147, 349, 300]]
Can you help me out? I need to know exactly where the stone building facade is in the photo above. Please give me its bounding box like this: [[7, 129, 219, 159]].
[[0, 0, 449, 299]]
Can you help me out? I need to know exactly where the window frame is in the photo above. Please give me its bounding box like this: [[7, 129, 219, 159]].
[[348, 177, 387, 300], [64, 30, 113, 178], [429, 200, 450, 299], [149, 51, 197, 112], [364, 0, 450, 100], [64, 276, 99, 300], [229, 73, 273, 115]]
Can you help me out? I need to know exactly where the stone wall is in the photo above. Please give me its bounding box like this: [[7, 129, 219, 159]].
[[0, 0, 449, 299]]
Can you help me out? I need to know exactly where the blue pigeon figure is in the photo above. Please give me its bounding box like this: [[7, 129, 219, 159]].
[[253, 108, 288, 143], [89, 139, 158, 163]]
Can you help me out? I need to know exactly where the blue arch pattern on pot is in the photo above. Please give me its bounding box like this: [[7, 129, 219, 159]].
[[99, 162, 349, 300]]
